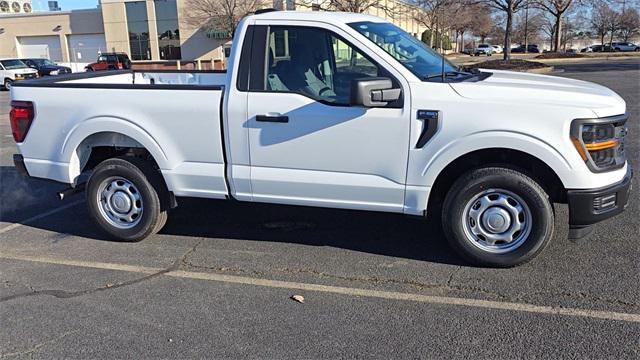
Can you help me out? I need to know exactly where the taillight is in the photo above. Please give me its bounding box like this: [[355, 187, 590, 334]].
[[10, 101, 35, 143]]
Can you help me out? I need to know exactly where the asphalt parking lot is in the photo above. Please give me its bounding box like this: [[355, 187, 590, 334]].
[[1, 59, 639, 358]]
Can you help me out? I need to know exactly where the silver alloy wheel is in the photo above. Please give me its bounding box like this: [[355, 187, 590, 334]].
[[96, 176, 143, 229], [461, 188, 532, 254], [5, 80, 11, 90]]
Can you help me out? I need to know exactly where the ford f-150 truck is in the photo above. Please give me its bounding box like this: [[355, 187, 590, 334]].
[[10, 10, 632, 267]]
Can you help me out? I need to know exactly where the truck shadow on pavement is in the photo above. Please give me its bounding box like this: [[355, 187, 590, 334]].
[[0, 166, 463, 266], [163, 197, 464, 265]]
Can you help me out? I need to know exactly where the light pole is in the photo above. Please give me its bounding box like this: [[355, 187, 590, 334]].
[[524, 1, 529, 54]]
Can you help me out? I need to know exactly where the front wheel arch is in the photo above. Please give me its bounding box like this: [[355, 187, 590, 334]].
[[426, 148, 566, 221]]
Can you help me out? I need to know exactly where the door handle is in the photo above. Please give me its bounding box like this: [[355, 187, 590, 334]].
[[256, 114, 289, 123]]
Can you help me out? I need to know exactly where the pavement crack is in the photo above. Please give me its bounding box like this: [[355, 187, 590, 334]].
[[0, 330, 80, 359], [0, 243, 204, 304]]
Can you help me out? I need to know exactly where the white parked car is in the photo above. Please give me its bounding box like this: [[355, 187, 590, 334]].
[[474, 44, 494, 56], [0, 58, 39, 90], [10, 10, 632, 267], [491, 45, 503, 54]]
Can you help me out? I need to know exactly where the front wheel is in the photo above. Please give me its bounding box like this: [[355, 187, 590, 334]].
[[442, 167, 554, 267], [3, 79, 12, 91], [86, 157, 168, 242]]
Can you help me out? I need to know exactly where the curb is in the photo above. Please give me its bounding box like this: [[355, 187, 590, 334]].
[[525, 66, 554, 74]]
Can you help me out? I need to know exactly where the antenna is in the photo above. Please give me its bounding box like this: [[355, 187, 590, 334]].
[[441, 36, 445, 82], [440, 8, 445, 83]]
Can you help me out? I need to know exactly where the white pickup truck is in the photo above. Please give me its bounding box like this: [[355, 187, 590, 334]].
[[10, 10, 632, 267]]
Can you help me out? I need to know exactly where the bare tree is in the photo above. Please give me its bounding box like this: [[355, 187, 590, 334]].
[[533, 0, 578, 52], [606, 7, 621, 47], [618, 7, 640, 41], [307, 0, 392, 14], [590, 2, 616, 46], [471, 6, 494, 42], [183, 0, 268, 36], [513, 10, 544, 45], [413, 0, 460, 47], [451, 5, 477, 52], [475, 0, 529, 60]]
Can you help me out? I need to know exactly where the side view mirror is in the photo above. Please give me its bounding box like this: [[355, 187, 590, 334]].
[[351, 78, 401, 107]]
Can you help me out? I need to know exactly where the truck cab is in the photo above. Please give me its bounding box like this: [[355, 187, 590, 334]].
[[10, 11, 632, 267]]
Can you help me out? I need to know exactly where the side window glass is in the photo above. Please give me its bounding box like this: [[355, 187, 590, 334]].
[[265, 26, 381, 105]]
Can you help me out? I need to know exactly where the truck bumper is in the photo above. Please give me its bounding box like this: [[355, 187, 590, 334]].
[[567, 164, 633, 238], [13, 154, 30, 177]]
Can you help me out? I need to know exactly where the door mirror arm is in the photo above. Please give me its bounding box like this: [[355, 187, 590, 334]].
[[351, 77, 401, 107]]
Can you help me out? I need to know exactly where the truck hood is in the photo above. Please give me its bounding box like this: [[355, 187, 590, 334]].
[[450, 69, 626, 118]]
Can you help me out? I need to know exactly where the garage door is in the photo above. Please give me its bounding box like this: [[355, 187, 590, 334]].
[[67, 34, 107, 63], [17, 36, 63, 61]]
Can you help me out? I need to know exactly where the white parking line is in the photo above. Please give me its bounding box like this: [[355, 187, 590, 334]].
[[1, 252, 639, 324], [0, 200, 84, 235]]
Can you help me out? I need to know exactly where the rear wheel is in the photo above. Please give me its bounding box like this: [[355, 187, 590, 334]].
[[442, 167, 554, 267], [86, 157, 168, 242]]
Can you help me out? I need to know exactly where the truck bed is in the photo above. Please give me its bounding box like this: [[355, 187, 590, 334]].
[[15, 69, 227, 88], [12, 70, 230, 199]]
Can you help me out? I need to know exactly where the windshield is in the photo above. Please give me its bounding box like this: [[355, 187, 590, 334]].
[[31, 59, 57, 66], [348, 21, 456, 80], [1, 59, 28, 70]]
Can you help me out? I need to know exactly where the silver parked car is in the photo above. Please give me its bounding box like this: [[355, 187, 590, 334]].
[[612, 42, 640, 52]]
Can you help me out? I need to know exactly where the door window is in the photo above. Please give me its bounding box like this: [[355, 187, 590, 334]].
[[265, 26, 383, 105]]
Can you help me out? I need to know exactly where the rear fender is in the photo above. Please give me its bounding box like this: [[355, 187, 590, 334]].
[[62, 116, 169, 184]]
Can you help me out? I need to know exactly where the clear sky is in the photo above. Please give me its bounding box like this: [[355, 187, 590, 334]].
[[32, 0, 99, 11]]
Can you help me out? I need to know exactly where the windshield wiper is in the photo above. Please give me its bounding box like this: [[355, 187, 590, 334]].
[[423, 71, 473, 81]]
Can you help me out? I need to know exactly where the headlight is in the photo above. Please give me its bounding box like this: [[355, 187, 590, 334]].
[[571, 115, 627, 172], [49, 70, 59, 75], [15, 74, 23, 79]]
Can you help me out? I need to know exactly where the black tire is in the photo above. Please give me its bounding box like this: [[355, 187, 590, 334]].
[[442, 167, 554, 267], [86, 157, 169, 242], [85, 67, 94, 72], [3, 79, 12, 91]]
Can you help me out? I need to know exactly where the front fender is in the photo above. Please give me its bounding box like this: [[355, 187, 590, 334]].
[[419, 130, 575, 188]]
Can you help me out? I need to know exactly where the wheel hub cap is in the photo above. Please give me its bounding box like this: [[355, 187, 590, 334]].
[[96, 177, 143, 229], [482, 207, 511, 234], [111, 191, 132, 213], [462, 189, 532, 254]]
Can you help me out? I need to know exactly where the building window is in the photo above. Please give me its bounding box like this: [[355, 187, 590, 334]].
[[154, 0, 181, 60], [125, 1, 151, 60]]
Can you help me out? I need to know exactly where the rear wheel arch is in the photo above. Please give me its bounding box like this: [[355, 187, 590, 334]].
[[74, 133, 175, 211], [67, 129, 168, 184]]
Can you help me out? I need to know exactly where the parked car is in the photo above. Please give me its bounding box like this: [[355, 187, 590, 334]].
[[10, 11, 632, 267], [491, 45, 503, 54], [85, 53, 131, 71], [611, 42, 640, 52], [511, 44, 540, 53], [585, 44, 614, 52], [474, 44, 493, 56], [0, 58, 38, 90], [21, 58, 72, 77]]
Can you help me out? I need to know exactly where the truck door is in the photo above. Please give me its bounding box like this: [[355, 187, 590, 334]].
[[244, 24, 411, 213]]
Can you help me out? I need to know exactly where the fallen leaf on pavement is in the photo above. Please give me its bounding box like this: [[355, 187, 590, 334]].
[[291, 295, 305, 303]]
